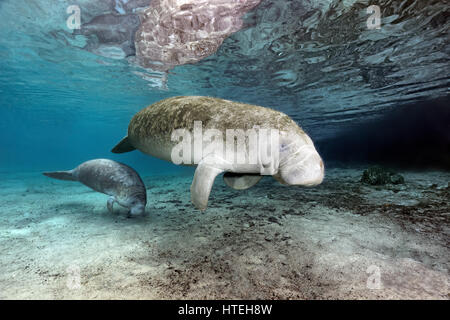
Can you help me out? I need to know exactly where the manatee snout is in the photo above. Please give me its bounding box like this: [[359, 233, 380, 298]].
[[278, 149, 325, 186], [130, 204, 145, 215]]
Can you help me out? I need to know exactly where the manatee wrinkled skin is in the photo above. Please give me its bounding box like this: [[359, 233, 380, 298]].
[[43, 159, 147, 216], [112, 96, 324, 210]]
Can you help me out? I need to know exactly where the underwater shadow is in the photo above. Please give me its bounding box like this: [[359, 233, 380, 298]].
[[317, 96, 450, 170]]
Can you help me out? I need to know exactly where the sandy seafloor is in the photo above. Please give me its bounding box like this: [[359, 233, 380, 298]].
[[0, 167, 448, 299]]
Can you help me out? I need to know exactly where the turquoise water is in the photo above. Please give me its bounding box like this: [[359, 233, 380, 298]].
[[0, 35, 171, 173], [1, 0, 448, 174]]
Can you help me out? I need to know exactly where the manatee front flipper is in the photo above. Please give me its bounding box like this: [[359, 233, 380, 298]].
[[111, 136, 136, 153], [107, 196, 115, 213], [191, 156, 231, 211], [43, 170, 77, 181], [223, 173, 263, 190]]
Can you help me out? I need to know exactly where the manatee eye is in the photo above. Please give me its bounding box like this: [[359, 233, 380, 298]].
[[280, 143, 288, 152]]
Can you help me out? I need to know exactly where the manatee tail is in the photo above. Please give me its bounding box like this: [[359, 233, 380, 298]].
[[43, 170, 77, 181], [111, 136, 136, 153]]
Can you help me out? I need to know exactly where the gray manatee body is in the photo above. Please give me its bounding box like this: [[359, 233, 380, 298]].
[[111, 96, 324, 210], [43, 159, 146, 215]]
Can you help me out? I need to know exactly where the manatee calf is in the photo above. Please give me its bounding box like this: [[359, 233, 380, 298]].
[[112, 96, 324, 210], [43, 159, 146, 215]]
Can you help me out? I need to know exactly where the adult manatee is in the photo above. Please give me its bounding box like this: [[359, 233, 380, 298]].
[[112, 96, 324, 210]]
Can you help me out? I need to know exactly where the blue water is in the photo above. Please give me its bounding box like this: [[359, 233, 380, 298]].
[[0, 37, 170, 173], [1, 0, 448, 175]]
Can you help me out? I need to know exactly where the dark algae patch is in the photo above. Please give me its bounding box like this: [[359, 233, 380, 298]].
[[361, 165, 405, 185]]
